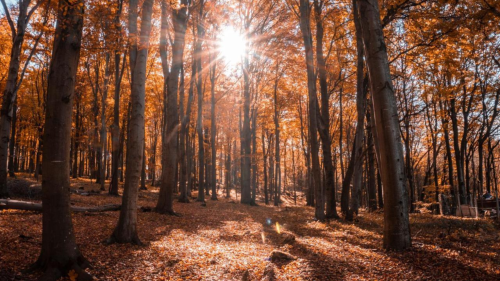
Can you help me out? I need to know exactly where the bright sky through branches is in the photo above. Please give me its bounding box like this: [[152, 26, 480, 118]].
[[218, 26, 246, 65]]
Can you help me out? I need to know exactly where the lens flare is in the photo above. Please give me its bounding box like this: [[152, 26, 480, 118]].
[[218, 26, 246, 65]]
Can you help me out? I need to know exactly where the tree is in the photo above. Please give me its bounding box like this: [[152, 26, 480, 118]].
[[299, 0, 324, 220], [356, 0, 411, 250], [31, 0, 92, 279], [156, 0, 191, 213], [108, 0, 154, 244]]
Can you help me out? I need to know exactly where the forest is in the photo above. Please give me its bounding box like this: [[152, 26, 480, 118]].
[[0, 0, 499, 280]]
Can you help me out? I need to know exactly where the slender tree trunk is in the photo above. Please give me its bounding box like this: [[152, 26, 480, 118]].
[[313, 0, 339, 219], [210, 53, 217, 201], [8, 101, 17, 178], [347, 0, 367, 221], [156, 0, 189, 213], [366, 106, 377, 211], [299, 0, 324, 220], [110, 1, 125, 195], [262, 130, 268, 204], [108, 0, 153, 244]]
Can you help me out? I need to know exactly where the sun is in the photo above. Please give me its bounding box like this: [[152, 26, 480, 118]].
[[218, 26, 246, 65]]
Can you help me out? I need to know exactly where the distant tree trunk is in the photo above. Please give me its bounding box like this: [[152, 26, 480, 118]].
[[108, 0, 153, 244], [156, 0, 189, 213], [357, 0, 411, 250], [341, 141, 355, 214], [273, 62, 281, 207], [299, 0, 324, 220], [225, 141, 232, 198], [240, 37, 252, 205], [140, 142, 146, 190], [190, 3, 205, 203], [210, 52, 217, 201], [110, 1, 125, 194], [366, 106, 377, 211], [347, 0, 367, 221], [179, 60, 195, 202], [72, 101, 80, 179], [298, 96, 313, 206], [449, 98, 466, 205], [8, 101, 17, 178], [100, 52, 110, 191], [439, 100, 456, 209], [262, 130, 268, 204], [32, 0, 91, 279], [251, 111, 258, 204]]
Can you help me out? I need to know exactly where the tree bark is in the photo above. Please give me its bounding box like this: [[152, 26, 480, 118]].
[[156, 0, 189, 213], [32, 0, 91, 278], [357, 0, 411, 250], [299, 0, 324, 220], [108, 0, 153, 244]]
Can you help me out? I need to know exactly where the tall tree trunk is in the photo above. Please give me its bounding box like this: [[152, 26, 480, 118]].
[[33, 0, 90, 278], [299, 0, 324, 220], [314, 0, 339, 219], [110, 0, 125, 195], [240, 34, 252, 205], [347, 0, 367, 221], [210, 52, 217, 201], [357, 0, 411, 250], [157, 0, 189, 213], [108, 0, 153, 244], [195, 4, 205, 203]]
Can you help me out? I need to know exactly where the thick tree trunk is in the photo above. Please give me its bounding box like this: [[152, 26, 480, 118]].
[[357, 0, 411, 250], [32, 0, 91, 279], [108, 0, 153, 244]]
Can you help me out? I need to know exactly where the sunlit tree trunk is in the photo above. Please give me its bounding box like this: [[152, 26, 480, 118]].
[[108, 0, 153, 244], [357, 0, 411, 250]]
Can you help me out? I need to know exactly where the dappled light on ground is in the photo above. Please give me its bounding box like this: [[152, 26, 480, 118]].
[[0, 178, 499, 280]]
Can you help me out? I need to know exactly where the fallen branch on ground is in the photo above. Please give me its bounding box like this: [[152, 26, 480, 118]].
[[0, 199, 121, 213]]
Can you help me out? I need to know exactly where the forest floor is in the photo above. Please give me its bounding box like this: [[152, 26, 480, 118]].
[[1, 175, 500, 280]]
